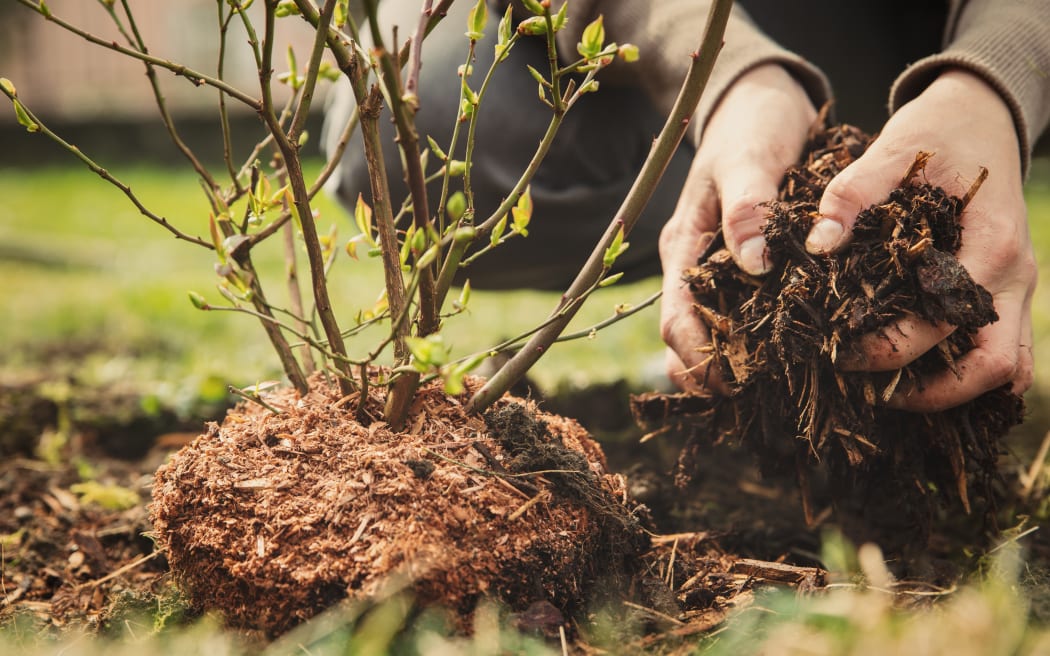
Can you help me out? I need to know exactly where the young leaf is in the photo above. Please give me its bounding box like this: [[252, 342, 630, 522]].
[[618, 43, 640, 62], [454, 279, 472, 311], [466, 0, 487, 41], [578, 16, 605, 59], [490, 215, 507, 246], [353, 193, 374, 241], [603, 226, 630, 267], [598, 271, 624, 288], [0, 78, 16, 97], [551, 2, 568, 32], [13, 100, 38, 133], [511, 187, 532, 235], [274, 0, 300, 17], [496, 5, 514, 61], [334, 0, 348, 28]]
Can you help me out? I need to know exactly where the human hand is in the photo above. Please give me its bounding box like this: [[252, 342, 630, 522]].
[[659, 64, 816, 391], [806, 69, 1036, 411]]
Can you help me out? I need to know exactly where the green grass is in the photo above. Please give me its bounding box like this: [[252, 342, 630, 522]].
[[0, 163, 664, 393]]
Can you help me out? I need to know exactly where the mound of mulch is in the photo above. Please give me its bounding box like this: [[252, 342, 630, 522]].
[[150, 373, 650, 635], [635, 122, 1024, 552]]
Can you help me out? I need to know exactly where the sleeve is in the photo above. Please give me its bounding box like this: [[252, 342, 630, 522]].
[[548, 1, 831, 148], [889, 0, 1050, 176]]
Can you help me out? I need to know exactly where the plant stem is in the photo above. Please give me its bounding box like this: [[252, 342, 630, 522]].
[[260, 0, 354, 395], [14, 0, 259, 108], [467, 0, 735, 413]]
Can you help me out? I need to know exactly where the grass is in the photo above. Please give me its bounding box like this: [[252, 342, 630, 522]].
[[0, 163, 665, 394], [1, 159, 1049, 654]]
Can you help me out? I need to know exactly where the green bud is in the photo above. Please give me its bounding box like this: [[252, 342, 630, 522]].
[[526, 65, 547, 86], [0, 78, 16, 98], [517, 16, 548, 36], [446, 191, 467, 222], [598, 272, 624, 288], [318, 61, 341, 82], [427, 135, 448, 161], [454, 280, 472, 311], [520, 0, 544, 15], [580, 80, 600, 94], [274, 0, 300, 17], [38, 0, 51, 18], [13, 100, 38, 133], [298, 129, 309, 147], [618, 43, 640, 63], [446, 159, 467, 177], [497, 5, 514, 50], [454, 226, 477, 244], [417, 244, 440, 269], [188, 291, 210, 310]]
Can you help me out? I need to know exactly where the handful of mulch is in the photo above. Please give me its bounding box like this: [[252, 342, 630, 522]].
[[634, 122, 1023, 549]]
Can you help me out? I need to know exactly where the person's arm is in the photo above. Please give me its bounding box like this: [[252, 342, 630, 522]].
[[803, 0, 1050, 410], [549, 1, 830, 148]]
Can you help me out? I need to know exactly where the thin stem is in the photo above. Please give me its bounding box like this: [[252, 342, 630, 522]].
[[468, 0, 735, 412], [366, 0, 438, 337], [15, 0, 259, 109], [114, 0, 221, 196], [217, 3, 242, 186], [0, 91, 213, 249], [260, 0, 355, 395]]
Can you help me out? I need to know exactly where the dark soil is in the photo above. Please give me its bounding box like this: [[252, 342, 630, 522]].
[[634, 122, 1025, 556]]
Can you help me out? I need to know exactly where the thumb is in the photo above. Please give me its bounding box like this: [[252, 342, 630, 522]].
[[808, 148, 903, 254]]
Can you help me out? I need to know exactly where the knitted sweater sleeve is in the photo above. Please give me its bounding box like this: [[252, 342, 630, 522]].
[[889, 0, 1050, 175], [548, 1, 830, 148]]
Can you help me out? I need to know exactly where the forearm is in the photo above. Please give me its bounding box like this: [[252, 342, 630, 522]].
[[547, 0, 830, 147], [890, 0, 1050, 176]]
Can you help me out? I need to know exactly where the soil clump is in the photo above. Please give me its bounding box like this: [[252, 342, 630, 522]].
[[150, 372, 649, 634]]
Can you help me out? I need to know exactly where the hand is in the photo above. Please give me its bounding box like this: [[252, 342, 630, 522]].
[[659, 64, 816, 391], [806, 68, 1036, 411]]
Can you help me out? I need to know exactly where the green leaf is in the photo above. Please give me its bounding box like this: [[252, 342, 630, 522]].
[[334, 0, 348, 28], [551, 2, 568, 31], [13, 100, 38, 133], [70, 481, 139, 511], [466, 0, 487, 41], [526, 65, 548, 87], [598, 272, 624, 288], [353, 193, 374, 242], [578, 16, 605, 59], [511, 187, 532, 234], [417, 244, 440, 269], [603, 225, 629, 267], [490, 215, 507, 246], [456, 280, 472, 310], [497, 5, 514, 51], [0, 77, 16, 98]]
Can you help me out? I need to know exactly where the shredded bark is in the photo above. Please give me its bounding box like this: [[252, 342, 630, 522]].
[[150, 372, 648, 635], [634, 122, 1024, 552]]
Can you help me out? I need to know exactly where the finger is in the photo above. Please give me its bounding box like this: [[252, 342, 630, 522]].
[[838, 315, 955, 372], [716, 171, 779, 276], [809, 143, 909, 255], [886, 291, 1026, 412]]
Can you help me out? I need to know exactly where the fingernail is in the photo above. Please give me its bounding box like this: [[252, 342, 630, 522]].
[[739, 237, 770, 275], [806, 219, 844, 254]]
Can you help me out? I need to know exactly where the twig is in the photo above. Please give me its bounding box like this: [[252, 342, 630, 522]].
[[1021, 430, 1050, 499], [229, 384, 285, 414], [468, 0, 735, 413], [74, 551, 161, 590], [14, 0, 259, 108]]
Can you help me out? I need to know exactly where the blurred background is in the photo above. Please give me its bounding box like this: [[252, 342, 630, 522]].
[[0, 1, 1047, 447]]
